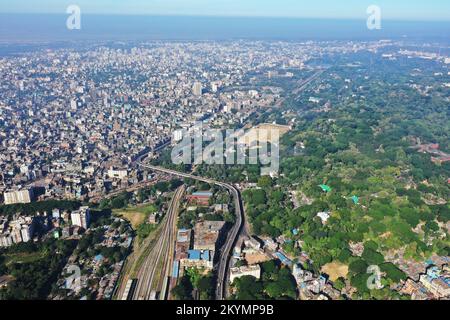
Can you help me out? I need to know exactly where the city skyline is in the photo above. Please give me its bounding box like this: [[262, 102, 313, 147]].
[[1, 0, 450, 21]]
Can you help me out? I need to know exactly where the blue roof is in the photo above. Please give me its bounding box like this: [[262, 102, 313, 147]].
[[188, 250, 210, 261], [172, 261, 180, 278], [192, 191, 213, 197], [275, 252, 292, 266], [201, 251, 210, 261], [188, 250, 201, 260], [94, 254, 104, 262], [292, 229, 299, 236]]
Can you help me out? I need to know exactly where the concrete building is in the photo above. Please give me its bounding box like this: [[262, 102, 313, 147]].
[[192, 82, 203, 96], [230, 265, 261, 284], [194, 221, 225, 251], [71, 206, 91, 229], [107, 168, 128, 180], [180, 250, 214, 269], [20, 227, 32, 242], [0, 216, 35, 247], [173, 129, 184, 142], [419, 266, 450, 299], [3, 189, 34, 205], [187, 191, 213, 206], [0, 234, 13, 247]]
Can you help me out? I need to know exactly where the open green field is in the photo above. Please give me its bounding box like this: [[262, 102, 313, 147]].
[[4, 252, 45, 266], [113, 203, 158, 229]]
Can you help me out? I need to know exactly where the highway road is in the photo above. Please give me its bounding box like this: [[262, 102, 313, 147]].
[[137, 162, 248, 300], [133, 185, 185, 300]]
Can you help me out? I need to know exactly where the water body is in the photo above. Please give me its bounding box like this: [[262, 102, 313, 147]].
[[0, 14, 448, 44]]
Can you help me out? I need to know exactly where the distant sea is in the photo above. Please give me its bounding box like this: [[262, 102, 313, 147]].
[[0, 14, 449, 45]]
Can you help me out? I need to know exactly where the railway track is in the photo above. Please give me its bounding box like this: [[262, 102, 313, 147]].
[[133, 185, 185, 300]]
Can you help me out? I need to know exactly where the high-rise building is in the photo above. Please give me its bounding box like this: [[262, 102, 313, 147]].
[[70, 99, 77, 111], [192, 82, 203, 96], [70, 206, 91, 229], [20, 227, 31, 242], [173, 129, 184, 142]]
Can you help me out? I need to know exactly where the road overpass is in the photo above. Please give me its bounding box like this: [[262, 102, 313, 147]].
[[137, 162, 248, 300]]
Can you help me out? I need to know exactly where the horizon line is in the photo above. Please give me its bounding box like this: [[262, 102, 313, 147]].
[[1, 12, 450, 23]]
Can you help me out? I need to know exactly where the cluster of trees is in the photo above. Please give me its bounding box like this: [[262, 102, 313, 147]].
[[98, 179, 183, 210], [94, 245, 129, 265], [347, 251, 407, 299], [235, 54, 450, 299], [0, 200, 81, 217], [171, 269, 215, 300], [0, 239, 77, 300], [136, 223, 157, 239], [231, 260, 297, 300], [74, 216, 131, 263], [196, 164, 261, 183], [99, 192, 133, 210], [167, 49, 448, 299]]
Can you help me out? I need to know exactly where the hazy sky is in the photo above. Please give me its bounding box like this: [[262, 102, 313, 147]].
[[1, 0, 449, 21]]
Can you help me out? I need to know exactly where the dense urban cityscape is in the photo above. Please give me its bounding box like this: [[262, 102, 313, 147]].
[[0, 1, 449, 310]]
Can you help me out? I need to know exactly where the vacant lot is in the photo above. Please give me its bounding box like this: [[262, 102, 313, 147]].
[[239, 123, 291, 145], [321, 262, 349, 281], [245, 252, 271, 265], [255, 123, 291, 135], [114, 203, 158, 229]]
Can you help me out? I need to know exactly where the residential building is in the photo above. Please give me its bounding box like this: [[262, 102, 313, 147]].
[[71, 206, 91, 229], [180, 250, 213, 269], [3, 189, 34, 205], [192, 82, 203, 96], [230, 265, 262, 283]]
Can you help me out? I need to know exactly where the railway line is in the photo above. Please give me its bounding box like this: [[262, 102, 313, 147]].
[[132, 185, 185, 300], [137, 163, 248, 300]]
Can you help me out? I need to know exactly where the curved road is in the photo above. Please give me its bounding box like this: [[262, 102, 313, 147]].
[[137, 162, 248, 300]]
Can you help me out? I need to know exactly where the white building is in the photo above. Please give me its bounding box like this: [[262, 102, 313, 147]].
[[309, 97, 321, 104], [107, 168, 128, 180], [248, 90, 258, 98], [0, 234, 13, 247], [0, 216, 35, 247], [230, 265, 261, 284], [3, 189, 34, 205], [71, 206, 91, 229], [173, 129, 184, 142], [20, 227, 31, 242], [316, 211, 331, 224], [70, 99, 77, 111], [192, 82, 203, 96], [52, 209, 61, 219]]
